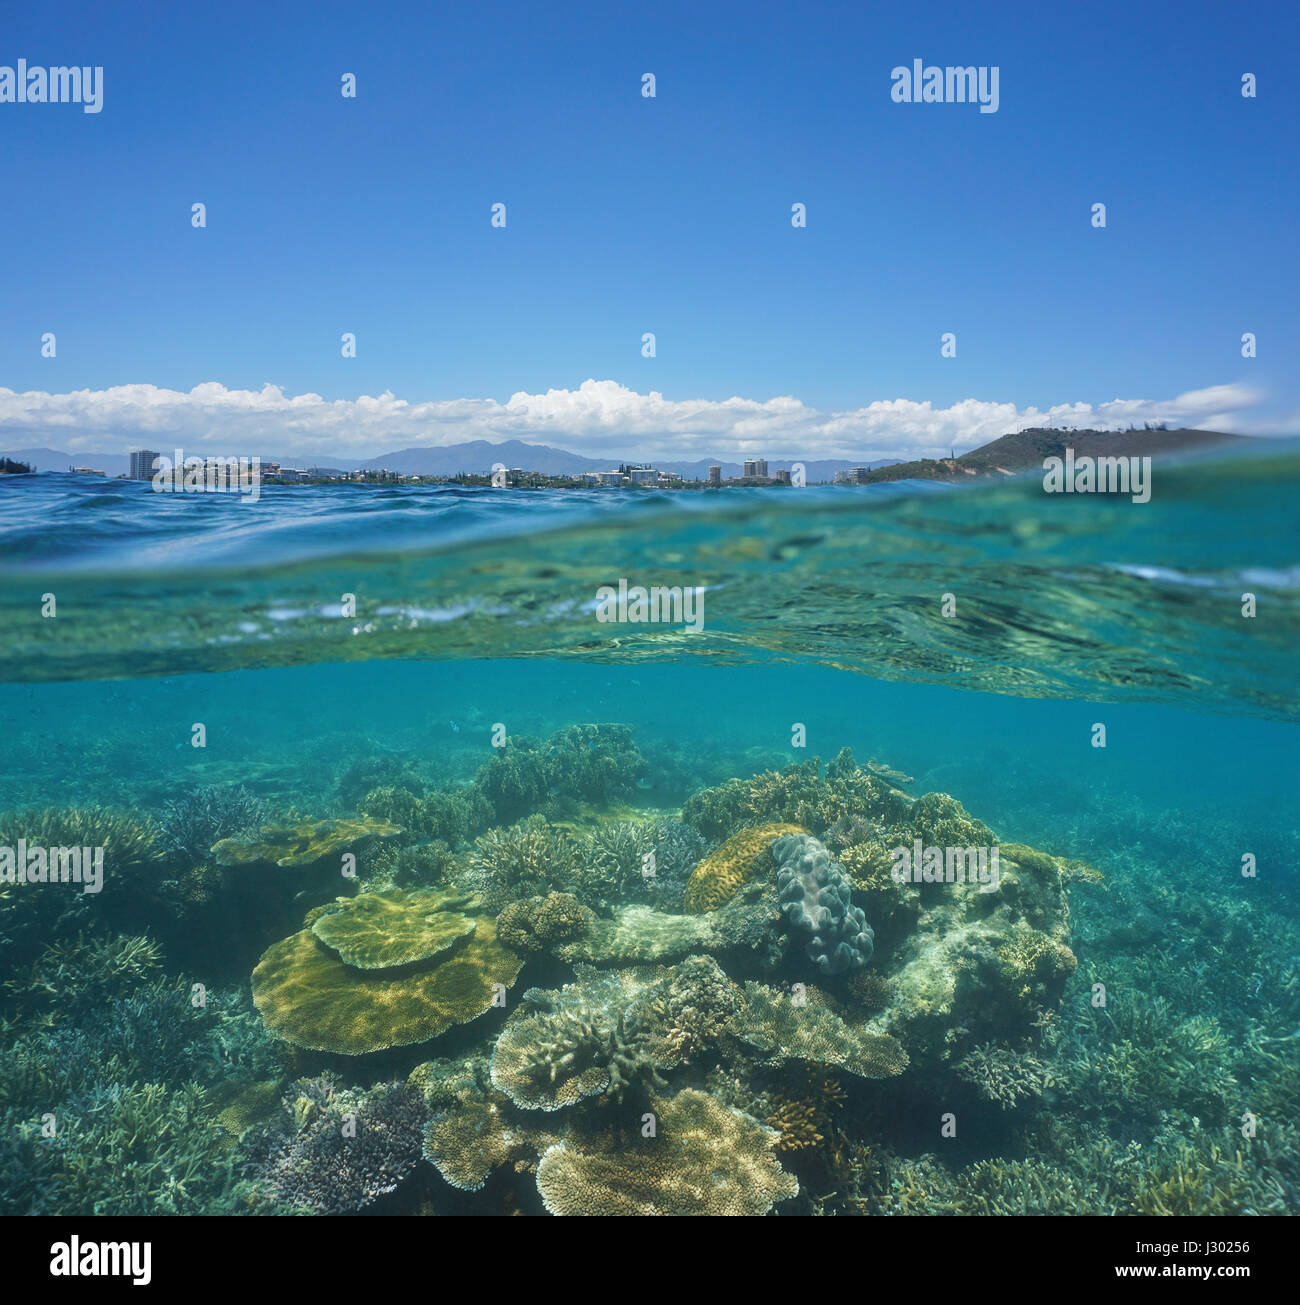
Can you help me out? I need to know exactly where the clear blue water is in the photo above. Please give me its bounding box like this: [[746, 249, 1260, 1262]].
[[1, 444, 1297, 1215]]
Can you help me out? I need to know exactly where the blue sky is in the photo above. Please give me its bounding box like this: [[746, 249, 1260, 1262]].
[[1, 0, 1296, 460]]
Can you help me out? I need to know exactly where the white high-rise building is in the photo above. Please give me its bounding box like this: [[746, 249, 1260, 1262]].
[[129, 449, 160, 480]]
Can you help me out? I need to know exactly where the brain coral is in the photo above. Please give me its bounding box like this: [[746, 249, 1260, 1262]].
[[535, 1089, 798, 1216], [772, 832, 875, 975], [496, 892, 593, 955], [251, 901, 522, 1055], [311, 887, 477, 969], [682, 822, 805, 913]]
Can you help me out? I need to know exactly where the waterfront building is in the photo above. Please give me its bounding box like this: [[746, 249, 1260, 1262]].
[[129, 449, 160, 480]]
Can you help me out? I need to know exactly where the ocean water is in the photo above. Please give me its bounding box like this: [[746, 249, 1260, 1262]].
[[1, 444, 1297, 1216]]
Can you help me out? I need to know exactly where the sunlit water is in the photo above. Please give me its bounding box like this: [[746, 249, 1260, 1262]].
[[1, 443, 1296, 1215]]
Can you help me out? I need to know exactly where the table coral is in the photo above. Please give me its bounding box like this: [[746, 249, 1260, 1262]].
[[534, 1089, 798, 1215], [311, 887, 478, 969], [727, 982, 908, 1080], [212, 816, 403, 867], [250, 900, 522, 1055]]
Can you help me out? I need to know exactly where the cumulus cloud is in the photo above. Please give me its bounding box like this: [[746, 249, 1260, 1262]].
[[0, 378, 1269, 462]]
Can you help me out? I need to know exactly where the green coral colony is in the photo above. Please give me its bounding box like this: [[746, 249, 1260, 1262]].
[[1, 725, 1296, 1217]]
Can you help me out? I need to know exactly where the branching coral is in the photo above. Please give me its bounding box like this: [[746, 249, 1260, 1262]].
[[157, 785, 268, 869], [258, 1074, 426, 1214], [491, 968, 670, 1111], [463, 818, 578, 908], [955, 1041, 1054, 1110]]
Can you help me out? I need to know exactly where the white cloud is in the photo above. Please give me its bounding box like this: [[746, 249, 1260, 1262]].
[[0, 378, 1271, 462]]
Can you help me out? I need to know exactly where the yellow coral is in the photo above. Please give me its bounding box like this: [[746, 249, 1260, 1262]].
[[212, 816, 402, 868], [535, 1089, 798, 1215], [251, 909, 522, 1055], [682, 822, 805, 913], [311, 887, 477, 969]]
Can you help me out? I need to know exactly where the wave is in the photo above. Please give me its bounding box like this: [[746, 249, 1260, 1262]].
[[1, 442, 1296, 717]]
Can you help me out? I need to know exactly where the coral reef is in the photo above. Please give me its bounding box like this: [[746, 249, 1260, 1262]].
[[250, 895, 522, 1055], [311, 887, 478, 968], [10, 715, 1293, 1218], [256, 1074, 426, 1214], [534, 1089, 798, 1216], [212, 816, 403, 868], [682, 822, 805, 913], [773, 832, 875, 975]]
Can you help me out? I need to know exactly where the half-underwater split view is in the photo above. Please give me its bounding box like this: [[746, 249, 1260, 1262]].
[[1, 0, 1297, 1279]]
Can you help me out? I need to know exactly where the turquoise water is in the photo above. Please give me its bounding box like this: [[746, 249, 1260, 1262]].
[[1, 445, 1297, 1215]]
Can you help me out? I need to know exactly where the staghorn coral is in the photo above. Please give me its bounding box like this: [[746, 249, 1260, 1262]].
[[955, 1041, 1054, 1110], [7, 933, 164, 1022], [534, 1089, 798, 1216], [0, 805, 160, 873], [682, 822, 805, 913], [773, 832, 875, 975], [764, 1067, 846, 1154], [157, 785, 268, 869], [3, 1081, 239, 1216], [258, 1074, 426, 1214]]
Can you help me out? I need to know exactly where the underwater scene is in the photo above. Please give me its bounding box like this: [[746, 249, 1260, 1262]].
[[1, 446, 1297, 1219]]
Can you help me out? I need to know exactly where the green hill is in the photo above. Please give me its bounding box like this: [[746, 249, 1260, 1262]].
[[853, 426, 1248, 484]]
